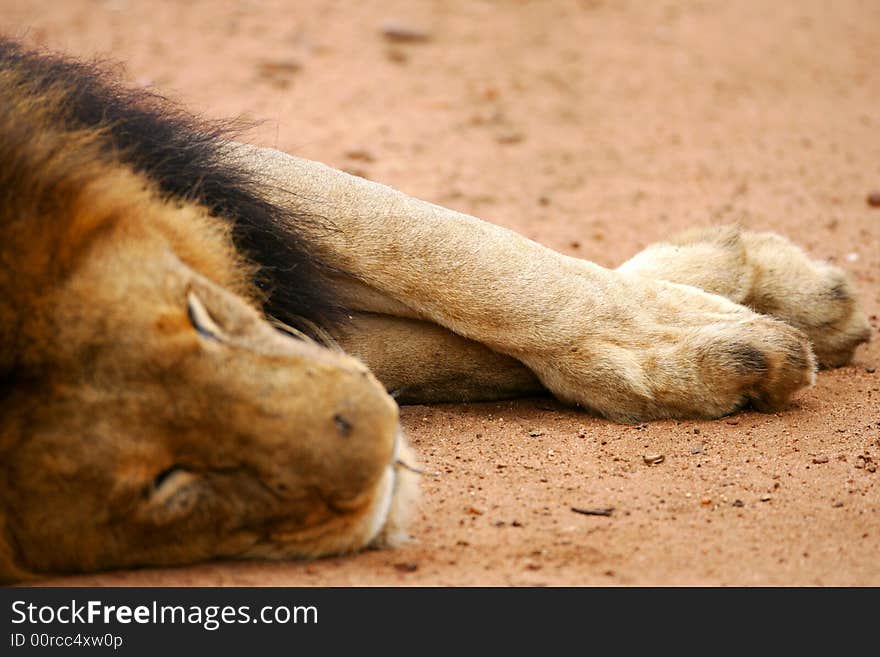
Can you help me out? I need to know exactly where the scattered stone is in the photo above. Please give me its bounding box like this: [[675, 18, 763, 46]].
[[511, 520, 523, 527], [493, 520, 506, 527], [528, 429, 544, 437], [571, 506, 614, 517], [732, 499, 745, 507], [760, 495, 772, 502], [643, 453, 665, 465], [380, 20, 431, 43], [693, 427, 701, 434], [700, 498, 712, 506], [867, 191, 880, 207], [385, 48, 408, 64], [257, 59, 301, 75], [812, 455, 830, 464], [495, 129, 525, 144], [393, 562, 419, 573], [466, 506, 483, 516], [344, 148, 376, 162], [690, 446, 704, 455], [856, 455, 877, 472], [832, 501, 845, 508], [866, 367, 876, 374], [256, 59, 301, 88]]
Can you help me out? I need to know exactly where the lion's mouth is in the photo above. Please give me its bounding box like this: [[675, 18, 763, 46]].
[[366, 428, 420, 549], [244, 428, 420, 558]]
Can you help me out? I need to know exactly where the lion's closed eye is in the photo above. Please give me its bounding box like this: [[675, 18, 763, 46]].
[[152, 464, 187, 491], [147, 465, 200, 520], [186, 290, 224, 341]]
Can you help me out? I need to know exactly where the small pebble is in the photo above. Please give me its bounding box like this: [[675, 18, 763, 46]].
[[732, 499, 745, 507], [344, 148, 375, 162], [386, 48, 408, 63], [812, 455, 829, 464], [867, 191, 880, 207], [256, 59, 301, 75], [393, 562, 419, 573], [643, 453, 665, 465], [571, 506, 614, 517], [256, 59, 301, 89], [528, 429, 544, 437], [380, 21, 431, 43], [495, 130, 525, 145], [760, 495, 772, 502]]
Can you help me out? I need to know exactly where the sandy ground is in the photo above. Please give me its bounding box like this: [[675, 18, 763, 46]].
[[3, 0, 878, 586]]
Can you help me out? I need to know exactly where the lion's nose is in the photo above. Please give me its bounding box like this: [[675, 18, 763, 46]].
[[325, 363, 400, 488], [278, 351, 400, 506]]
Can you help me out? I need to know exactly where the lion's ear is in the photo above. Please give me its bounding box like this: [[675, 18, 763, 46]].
[[0, 511, 33, 584]]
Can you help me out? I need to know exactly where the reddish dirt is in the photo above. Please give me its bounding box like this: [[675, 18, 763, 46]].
[[4, 0, 878, 586]]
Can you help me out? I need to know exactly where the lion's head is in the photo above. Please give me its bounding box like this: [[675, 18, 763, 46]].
[[0, 41, 417, 582]]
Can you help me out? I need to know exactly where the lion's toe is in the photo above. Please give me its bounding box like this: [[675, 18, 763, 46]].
[[742, 320, 816, 412]]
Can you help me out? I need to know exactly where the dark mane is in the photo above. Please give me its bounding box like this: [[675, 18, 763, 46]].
[[0, 36, 343, 331]]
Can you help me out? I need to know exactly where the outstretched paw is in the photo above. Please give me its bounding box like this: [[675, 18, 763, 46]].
[[619, 226, 871, 368], [522, 275, 816, 423], [734, 230, 871, 367]]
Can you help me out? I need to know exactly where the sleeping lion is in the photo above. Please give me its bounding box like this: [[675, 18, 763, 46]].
[[0, 37, 869, 582]]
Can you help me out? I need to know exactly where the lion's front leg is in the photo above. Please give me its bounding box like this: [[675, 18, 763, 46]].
[[617, 226, 871, 368], [237, 145, 816, 423]]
